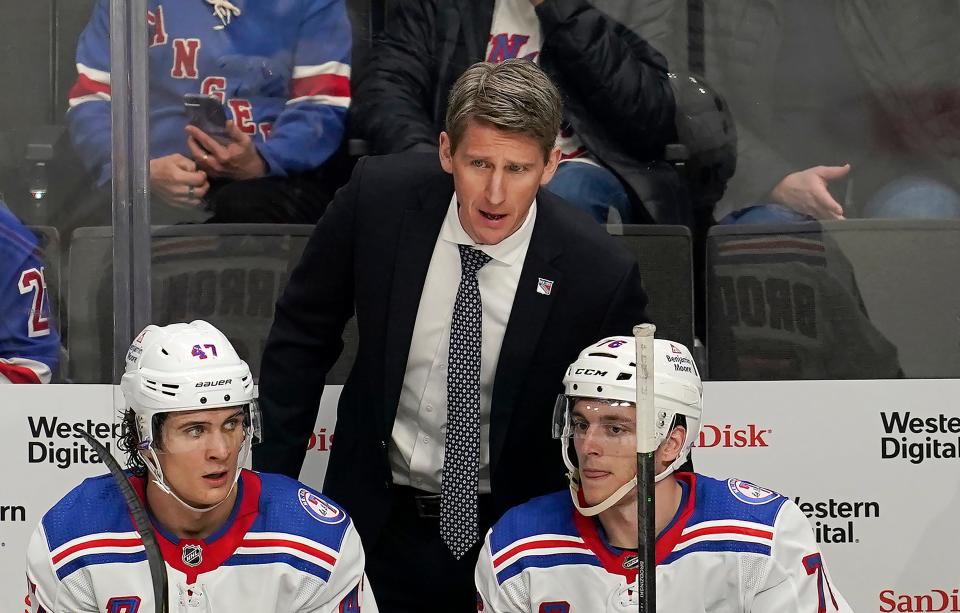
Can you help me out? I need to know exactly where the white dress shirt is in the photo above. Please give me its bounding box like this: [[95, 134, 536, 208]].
[[389, 194, 537, 494]]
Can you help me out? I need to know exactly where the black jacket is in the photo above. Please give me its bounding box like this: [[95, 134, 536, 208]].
[[351, 0, 684, 223], [253, 152, 648, 546]]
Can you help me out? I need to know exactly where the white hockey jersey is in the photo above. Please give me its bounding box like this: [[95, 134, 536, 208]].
[[476, 472, 853, 612], [26, 469, 377, 612]]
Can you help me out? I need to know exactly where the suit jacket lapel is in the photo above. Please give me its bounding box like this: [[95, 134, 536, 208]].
[[490, 194, 563, 470], [382, 174, 452, 433]]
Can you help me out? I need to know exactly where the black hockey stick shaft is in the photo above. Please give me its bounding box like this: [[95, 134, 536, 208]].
[[80, 429, 169, 613], [637, 451, 656, 613]]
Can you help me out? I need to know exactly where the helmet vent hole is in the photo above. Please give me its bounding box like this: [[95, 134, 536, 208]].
[[224, 394, 231, 402], [617, 373, 633, 381], [161, 390, 176, 397], [587, 352, 617, 359], [200, 396, 207, 404], [596, 386, 603, 393], [160, 348, 169, 356], [161, 383, 179, 389], [572, 384, 578, 391]]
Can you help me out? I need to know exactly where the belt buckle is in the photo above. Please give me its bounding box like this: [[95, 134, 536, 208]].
[[414, 493, 442, 518]]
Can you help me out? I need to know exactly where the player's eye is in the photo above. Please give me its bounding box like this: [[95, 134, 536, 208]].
[[223, 418, 241, 432], [508, 163, 526, 173], [471, 159, 486, 169], [186, 425, 205, 438], [572, 418, 589, 433]]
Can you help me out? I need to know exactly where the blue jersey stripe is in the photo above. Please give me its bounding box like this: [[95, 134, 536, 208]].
[[661, 540, 771, 565], [56, 552, 148, 581], [223, 552, 331, 582], [496, 552, 600, 585]]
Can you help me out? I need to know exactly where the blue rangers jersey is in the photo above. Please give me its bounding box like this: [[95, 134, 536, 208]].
[[27, 469, 377, 612], [68, 0, 351, 185], [0, 203, 58, 383], [476, 473, 853, 612]]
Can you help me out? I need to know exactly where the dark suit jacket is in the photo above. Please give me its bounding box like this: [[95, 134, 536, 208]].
[[253, 152, 648, 546]]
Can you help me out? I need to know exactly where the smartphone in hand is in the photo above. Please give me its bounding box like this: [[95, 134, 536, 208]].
[[183, 93, 231, 145]]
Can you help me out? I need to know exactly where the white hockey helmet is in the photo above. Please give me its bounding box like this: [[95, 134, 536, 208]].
[[120, 320, 260, 512], [553, 336, 703, 515], [121, 320, 259, 447]]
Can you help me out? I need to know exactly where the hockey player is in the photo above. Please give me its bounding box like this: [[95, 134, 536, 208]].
[[0, 201, 59, 383], [475, 336, 852, 612], [26, 320, 376, 612]]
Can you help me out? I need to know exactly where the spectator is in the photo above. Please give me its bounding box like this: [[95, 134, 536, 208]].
[[67, 0, 351, 224], [0, 200, 59, 383], [351, 0, 678, 225], [254, 60, 648, 612], [476, 336, 853, 611], [638, 0, 960, 224]]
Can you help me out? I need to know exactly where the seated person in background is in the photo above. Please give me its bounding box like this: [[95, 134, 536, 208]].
[[67, 0, 351, 224], [0, 200, 59, 383], [351, 0, 677, 225], [476, 336, 852, 612], [638, 0, 960, 224], [26, 320, 375, 612]]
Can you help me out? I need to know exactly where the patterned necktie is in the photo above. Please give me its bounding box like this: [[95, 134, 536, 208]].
[[440, 244, 491, 559]]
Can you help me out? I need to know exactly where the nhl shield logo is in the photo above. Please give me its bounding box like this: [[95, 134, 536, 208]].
[[622, 555, 639, 570], [182, 544, 203, 567]]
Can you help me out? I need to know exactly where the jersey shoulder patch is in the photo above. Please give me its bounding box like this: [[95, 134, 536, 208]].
[[253, 471, 352, 552], [692, 473, 786, 526]]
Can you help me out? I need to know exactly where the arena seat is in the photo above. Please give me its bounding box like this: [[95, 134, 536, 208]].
[[65, 224, 359, 384], [706, 220, 960, 380], [606, 224, 695, 351]]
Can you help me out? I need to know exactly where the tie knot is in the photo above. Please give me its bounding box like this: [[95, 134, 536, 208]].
[[458, 244, 491, 275]]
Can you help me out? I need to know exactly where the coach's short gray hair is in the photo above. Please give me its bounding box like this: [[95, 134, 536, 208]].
[[445, 59, 562, 161]]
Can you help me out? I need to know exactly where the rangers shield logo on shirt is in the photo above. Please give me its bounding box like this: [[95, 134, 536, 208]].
[[298, 488, 346, 525], [728, 479, 780, 505], [537, 278, 554, 295]]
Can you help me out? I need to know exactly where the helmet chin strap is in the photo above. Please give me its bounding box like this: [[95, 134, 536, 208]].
[[140, 435, 251, 515], [562, 434, 684, 516]]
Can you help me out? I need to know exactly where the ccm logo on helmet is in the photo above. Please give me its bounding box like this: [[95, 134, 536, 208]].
[[573, 368, 608, 376], [195, 379, 232, 388]]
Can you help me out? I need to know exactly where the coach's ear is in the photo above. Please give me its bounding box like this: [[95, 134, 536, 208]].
[[439, 132, 454, 174], [656, 425, 686, 466]]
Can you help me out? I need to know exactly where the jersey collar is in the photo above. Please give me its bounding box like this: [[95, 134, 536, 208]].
[[571, 472, 698, 580], [131, 468, 262, 585]]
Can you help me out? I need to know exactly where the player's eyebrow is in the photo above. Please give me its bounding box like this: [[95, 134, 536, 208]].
[[176, 408, 245, 428]]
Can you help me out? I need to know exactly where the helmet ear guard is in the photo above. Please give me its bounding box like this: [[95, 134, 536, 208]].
[[558, 336, 704, 514]]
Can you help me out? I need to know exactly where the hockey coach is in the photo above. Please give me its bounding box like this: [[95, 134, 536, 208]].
[[255, 59, 649, 612]]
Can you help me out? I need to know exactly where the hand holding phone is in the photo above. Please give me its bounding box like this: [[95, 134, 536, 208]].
[[183, 93, 231, 145]]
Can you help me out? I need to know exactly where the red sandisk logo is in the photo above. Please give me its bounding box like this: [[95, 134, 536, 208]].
[[696, 424, 771, 448], [880, 589, 960, 612]]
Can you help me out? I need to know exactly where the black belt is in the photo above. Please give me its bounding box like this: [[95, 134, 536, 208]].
[[393, 485, 493, 520]]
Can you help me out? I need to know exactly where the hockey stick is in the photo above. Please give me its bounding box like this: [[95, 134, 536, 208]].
[[79, 429, 169, 613], [633, 323, 657, 613]]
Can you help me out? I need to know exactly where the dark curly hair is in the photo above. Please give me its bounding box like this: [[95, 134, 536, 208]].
[[117, 408, 168, 476]]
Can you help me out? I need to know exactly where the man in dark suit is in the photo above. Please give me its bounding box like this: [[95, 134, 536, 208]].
[[254, 60, 648, 612]]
